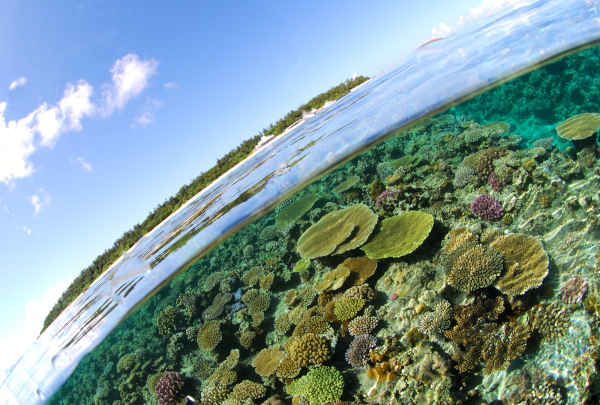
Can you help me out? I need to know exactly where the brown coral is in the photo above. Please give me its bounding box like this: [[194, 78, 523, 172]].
[[531, 302, 570, 341], [242, 267, 261, 287], [343, 284, 377, 301], [274, 312, 292, 334], [340, 256, 378, 286], [297, 204, 378, 259], [229, 380, 266, 402], [556, 113, 600, 140], [443, 228, 476, 253], [315, 266, 350, 292], [197, 320, 222, 350], [259, 272, 275, 291], [202, 292, 233, 320], [242, 289, 271, 315], [445, 242, 503, 292], [276, 358, 301, 379], [490, 234, 549, 295], [285, 333, 331, 367], [418, 300, 453, 339], [347, 316, 378, 336], [252, 346, 286, 377], [475, 147, 506, 179], [481, 323, 530, 374], [204, 271, 225, 292], [292, 316, 329, 337], [239, 328, 255, 348]]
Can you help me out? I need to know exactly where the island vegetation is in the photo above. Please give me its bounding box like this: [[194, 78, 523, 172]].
[[40, 75, 370, 334]]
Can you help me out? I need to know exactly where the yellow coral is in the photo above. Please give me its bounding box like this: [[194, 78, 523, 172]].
[[252, 346, 285, 377], [333, 297, 365, 321], [340, 256, 377, 286], [443, 228, 476, 252], [276, 358, 301, 379], [197, 320, 222, 350], [315, 266, 350, 292], [556, 113, 600, 140], [491, 234, 549, 295], [239, 328, 255, 348], [445, 243, 503, 292], [285, 333, 331, 367], [292, 316, 329, 337], [229, 380, 266, 402], [241, 267, 261, 287], [259, 272, 274, 291]]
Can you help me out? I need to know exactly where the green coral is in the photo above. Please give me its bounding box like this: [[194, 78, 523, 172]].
[[293, 258, 311, 272], [334, 297, 365, 321], [297, 203, 378, 259], [333, 176, 360, 193], [275, 194, 319, 226], [287, 366, 344, 405], [388, 154, 422, 169], [361, 211, 434, 259]]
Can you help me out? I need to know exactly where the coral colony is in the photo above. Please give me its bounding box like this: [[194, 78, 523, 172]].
[[53, 48, 600, 405]]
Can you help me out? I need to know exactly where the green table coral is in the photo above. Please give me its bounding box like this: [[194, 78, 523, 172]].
[[361, 210, 434, 259]]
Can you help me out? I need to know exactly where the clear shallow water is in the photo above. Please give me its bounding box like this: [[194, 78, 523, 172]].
[[3, 0, 600, 403]]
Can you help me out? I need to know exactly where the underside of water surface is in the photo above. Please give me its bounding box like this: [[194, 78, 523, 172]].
[[47, 44, 600, 405]]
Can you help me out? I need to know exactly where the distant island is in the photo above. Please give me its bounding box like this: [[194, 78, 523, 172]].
[[40, 75, 370, 334]]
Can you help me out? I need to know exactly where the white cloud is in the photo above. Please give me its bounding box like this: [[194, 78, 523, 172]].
[[0, 54, 158, 185], [29, 189, 51, 215], [101, 54, 159, 116], [22, 225, 31, 236], [132, 98, 164, 127], [73, 157, 92, 172], [163, 82, 179, 90], [0, 278, 72, 385], [8, 77, 27, 91], [431, 0, 532, 37]]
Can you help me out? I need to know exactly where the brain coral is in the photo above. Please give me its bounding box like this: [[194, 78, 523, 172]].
[[347, 316, 378, 336], [490, 234, 549, 295], [197, 320, 222, 350], [445, 243, 503, 292], [275, 194, 319, 226], [252, 346, 285, 377], [556, 113, 600, 140], [297, 204, 378, 259], [362, 211, 434, 259], [287, 366, 344, 405], [334, 297, 365, 321], [285, 333, 331, 367]]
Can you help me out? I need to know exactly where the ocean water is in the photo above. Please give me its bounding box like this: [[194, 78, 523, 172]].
[[3, 1, 600, 404]]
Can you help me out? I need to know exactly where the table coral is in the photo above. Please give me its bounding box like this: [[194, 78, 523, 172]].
[[361, 210, 434, 259], [334, 297, 365, 321], [490, 234, 549, 295], [340, 256, 378, 286], [275, 194, 319, 226]]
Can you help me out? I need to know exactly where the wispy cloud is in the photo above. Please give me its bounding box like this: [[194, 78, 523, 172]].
[[0, 54, 159, 186], [22, 225, 31, 236], [431, 0, 530, 37], [0, 278, 72, 385], [8, 77, 27, 91], [29, 189, 51, 215], [73, 157, 92, 172], [132, 98, 164, 127], [101, 54, 159, 116], [163, 82, 179, 90]]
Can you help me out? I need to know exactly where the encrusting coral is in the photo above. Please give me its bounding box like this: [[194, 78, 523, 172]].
[[362, 211, 434, 259]]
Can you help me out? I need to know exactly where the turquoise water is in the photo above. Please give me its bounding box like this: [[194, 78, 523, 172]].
[[3, 0, 600, 404]]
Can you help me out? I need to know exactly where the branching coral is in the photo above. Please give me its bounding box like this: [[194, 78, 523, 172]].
[[445, 242, 503, 292], [241, 289, 270, 315], [154, 372, 185, 405], [276, 357, 301, 379], [287, 366, 344, 405], [228, 380, 266, 403], [297, 204, 378, 259], [334, 297, 365, 321], [155, 305, 183, 339], [292, 316, 329, 337], [559, 274, 587, 305], [345, 334, 377, 368], [204, 271, 225, 292], [197, 320, 222, 350], [481, 323, 530, 374], [471, 194, 504, 221], [362, 211, 434, 259], [418, 300, 453, 339], [347, 316, 378, 336], [490, 234, 549, 295], [530, 301, 570, 341]]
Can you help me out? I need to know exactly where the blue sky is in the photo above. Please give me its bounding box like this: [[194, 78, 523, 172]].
[[0, 0, 517, 383]]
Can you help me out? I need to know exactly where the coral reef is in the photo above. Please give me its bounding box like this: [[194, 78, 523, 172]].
[[333, 297, 365, 321], [347, 316, 378, 336], [197, 320, 222, 350], [417, 300, 453, 339]]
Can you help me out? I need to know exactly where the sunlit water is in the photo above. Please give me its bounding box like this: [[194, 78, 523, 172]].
[[3, 0, 600, 404]]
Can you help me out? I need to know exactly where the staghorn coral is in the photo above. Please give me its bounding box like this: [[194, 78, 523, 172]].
[[334, 297, 365, 321], [276, 357, 301, 379], [345, 334, 377, 368], [559, 274, 588, 305], [252, 346, 286, 377], [297, 204, 378, 259], [491, 234, 549, 295], [154, 372, 185, 405], [203, 292, 233, 320], [531, 301, 570, 341], [275, 194, 319, 226], [362, 211, 434, 259], [418, 299, 453, 339], [197, 320, 222, 350], [285, 333, 331, 367], [156, 305, 183, 339], [287, 366, 344, 405], [445, 242, 503, 292], [347, 316, 378, 336], [340, 256, 378, 286], [471, 194, 504, 221], [481, 323, 530, 374]]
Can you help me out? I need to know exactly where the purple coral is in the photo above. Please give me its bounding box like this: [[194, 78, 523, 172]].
[[471, 194, 504, 221], [155, 372, 185, 405], [376, 191, 396, 207], [559, 275, 587, 305], [488, 172, 502, 192], [345, 334, 377, 368]]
